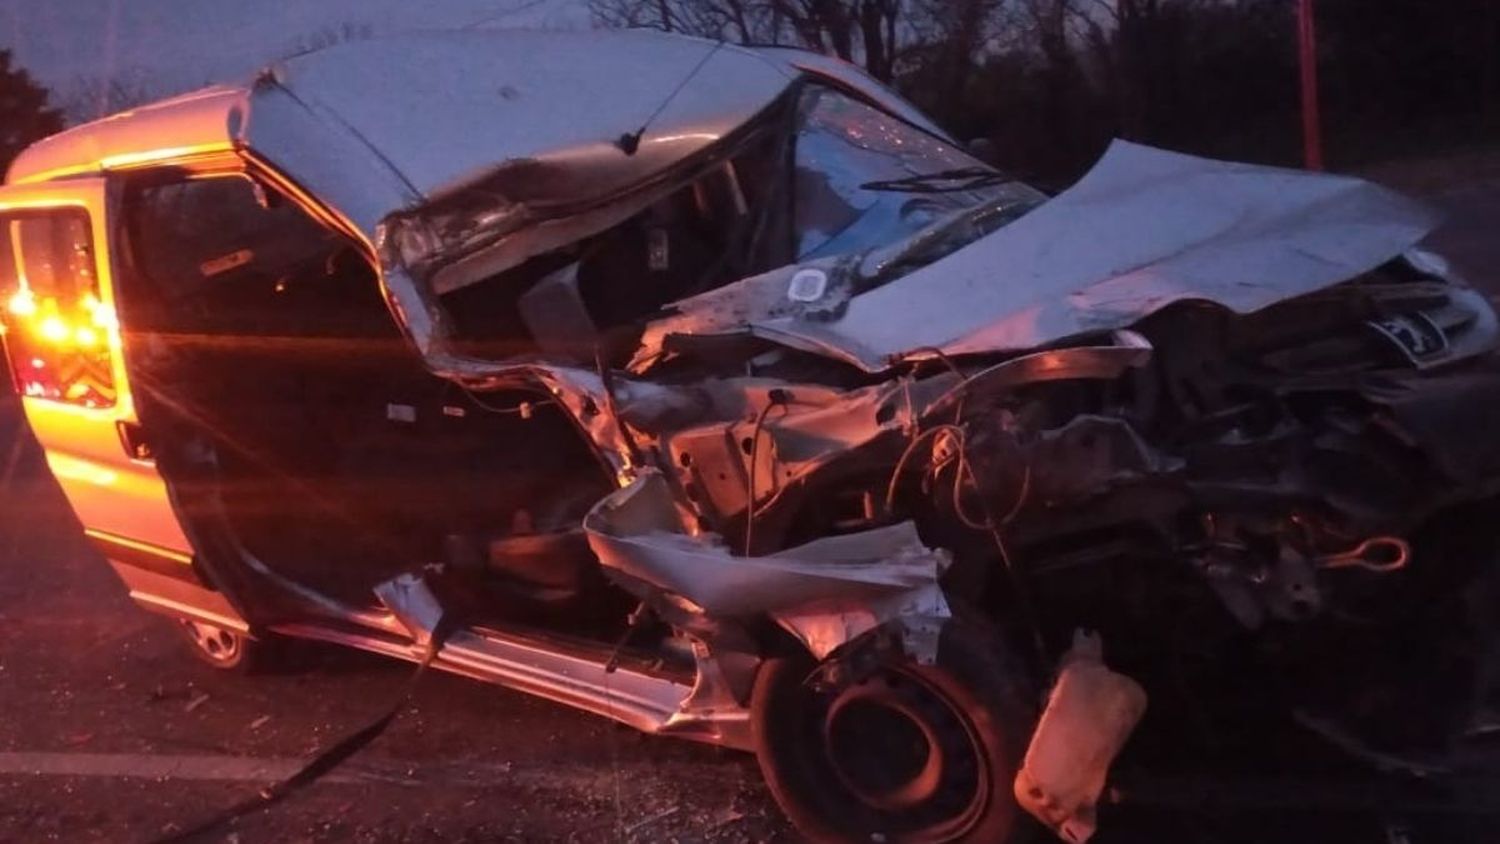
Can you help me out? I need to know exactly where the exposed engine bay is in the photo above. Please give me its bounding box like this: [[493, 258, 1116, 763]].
[[576, 254, 1500, 839]]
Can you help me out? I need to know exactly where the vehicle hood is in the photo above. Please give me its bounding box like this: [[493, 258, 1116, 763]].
[[654, 141, 1443, 373]]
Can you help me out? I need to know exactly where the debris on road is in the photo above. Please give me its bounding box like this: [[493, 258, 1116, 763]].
[[623, 805, 680, 836]]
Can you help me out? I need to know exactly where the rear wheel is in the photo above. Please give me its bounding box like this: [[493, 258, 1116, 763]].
[[174, 619, 276, 673], [751, 616, 1035, 843]]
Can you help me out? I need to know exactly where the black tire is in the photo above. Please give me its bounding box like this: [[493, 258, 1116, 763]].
[[173, 618, 279, 674], [751, 614, 1036, 843]]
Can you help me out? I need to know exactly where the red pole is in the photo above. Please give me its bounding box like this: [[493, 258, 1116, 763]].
[[1297, 0, 1325, 170]]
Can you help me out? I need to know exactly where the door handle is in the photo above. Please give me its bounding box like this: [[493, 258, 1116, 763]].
[[117, 420, 154, 461]]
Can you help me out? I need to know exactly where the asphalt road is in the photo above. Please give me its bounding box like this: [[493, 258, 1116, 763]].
[[1, 179, 1497, 844]]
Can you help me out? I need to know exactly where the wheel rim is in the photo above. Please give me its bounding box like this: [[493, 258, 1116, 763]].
[[818, 666, 992, 840], [180, 620, 242, 664]]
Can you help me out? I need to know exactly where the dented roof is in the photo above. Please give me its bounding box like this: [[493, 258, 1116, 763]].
[[9, 31, 797, 233], [8, 30, 939, 224], [263, 30, 792, 203]]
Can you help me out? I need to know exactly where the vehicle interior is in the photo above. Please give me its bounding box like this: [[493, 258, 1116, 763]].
[[113, 168, 628, 633], [436, 123, 791, 365]]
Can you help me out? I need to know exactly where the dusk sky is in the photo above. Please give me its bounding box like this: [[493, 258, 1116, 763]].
[[1, 0, 588, 120]]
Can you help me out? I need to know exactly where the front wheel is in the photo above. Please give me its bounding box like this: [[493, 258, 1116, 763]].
[[751, 616, 1036, 843]]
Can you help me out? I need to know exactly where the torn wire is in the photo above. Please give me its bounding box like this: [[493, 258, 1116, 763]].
[[884, 423, 965, 514], [744, 394, 787, 555], [446, 381, 555, 417], [155, 622, 452, 844], [885, 419, 1045, 661]]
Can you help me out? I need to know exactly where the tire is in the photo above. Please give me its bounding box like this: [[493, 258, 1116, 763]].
[[173, 618, 279, 674], [751, 614, 1036, 843]]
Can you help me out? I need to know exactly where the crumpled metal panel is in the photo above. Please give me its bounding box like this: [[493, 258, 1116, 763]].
[[263, 30, 790, 210], [584, 471, 952, 662], [773, 580, 951, 664], [244, 80, 420, 239], [745, 141, 1441, 371], [240, 30, 796, 361], [644, 372, 969, 523]]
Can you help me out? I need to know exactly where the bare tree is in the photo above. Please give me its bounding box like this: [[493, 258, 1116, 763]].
[[898, 0, 1011, 116], [286, 22, 375, 58], [1078, 0, 1202, 139], [55, 67, 159, 126], [589, 0, 910, 82], [592, 0, 773, 43], [1480, 0, 1499, 129]]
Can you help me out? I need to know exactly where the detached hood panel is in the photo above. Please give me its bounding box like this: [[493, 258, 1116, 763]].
[[751, 141, 1440, 371]]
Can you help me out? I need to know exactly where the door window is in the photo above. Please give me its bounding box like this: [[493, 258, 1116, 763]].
[[122, 174, 378, 339], [0, 209, 116, 407]]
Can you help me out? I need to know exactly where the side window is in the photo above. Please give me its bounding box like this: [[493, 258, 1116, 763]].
[[127, 175, 334, 309], [122, 174, 383, 339], [0, 210, 116, 407]]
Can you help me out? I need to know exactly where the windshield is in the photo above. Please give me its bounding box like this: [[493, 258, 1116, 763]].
[[790, 87, 1042, 262], [428, 84, 1044, 362]]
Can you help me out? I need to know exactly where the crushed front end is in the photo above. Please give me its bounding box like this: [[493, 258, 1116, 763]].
[[594, 252, 1500, 840], [360, 58, 1500, 838]]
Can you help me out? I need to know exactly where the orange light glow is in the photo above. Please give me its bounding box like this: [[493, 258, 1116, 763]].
[[38, 316, 69, 343], [7, 289, 36, 317], [80, 293, 118, 330], [4, 279, 119, 407]]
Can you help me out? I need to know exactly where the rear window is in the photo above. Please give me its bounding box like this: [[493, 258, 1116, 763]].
[[0, 209, 116, 407]]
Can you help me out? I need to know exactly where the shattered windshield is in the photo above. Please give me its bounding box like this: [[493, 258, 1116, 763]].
[[431, 83, 1045, 361], [790, 86, 1042, 262]]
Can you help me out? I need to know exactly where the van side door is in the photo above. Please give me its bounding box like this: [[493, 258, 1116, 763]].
[[0, 178, 240, 625]]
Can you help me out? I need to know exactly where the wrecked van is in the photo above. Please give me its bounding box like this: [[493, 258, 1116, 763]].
[[5, 29, 1500, 842]]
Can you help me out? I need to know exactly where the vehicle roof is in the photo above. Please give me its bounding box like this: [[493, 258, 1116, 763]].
[[7, 84, 248, 184], [12, 29, 788, 191], [8, 29, 941, 197]]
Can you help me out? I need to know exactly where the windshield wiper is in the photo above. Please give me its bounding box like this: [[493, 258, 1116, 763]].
[[858, 194, 1040, 286], [860, 166, 1014, 194]]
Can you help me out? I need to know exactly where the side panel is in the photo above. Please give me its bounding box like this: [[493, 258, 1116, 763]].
[[25, 400, 192, 552], [0, 178, 193, 558]]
